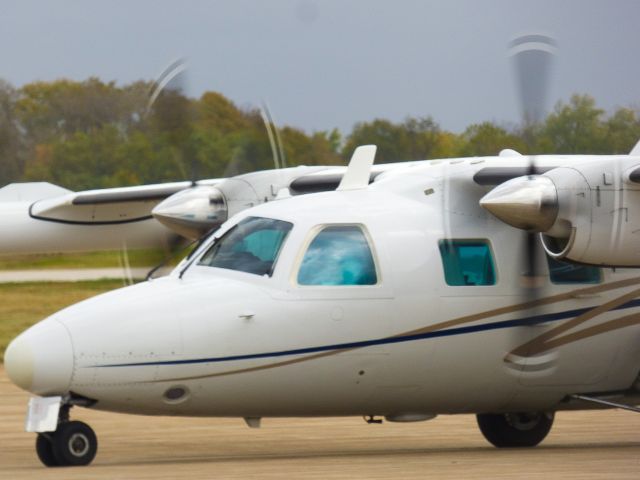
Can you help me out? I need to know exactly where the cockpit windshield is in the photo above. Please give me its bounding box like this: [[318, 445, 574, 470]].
[[198, 217, 293, 276]]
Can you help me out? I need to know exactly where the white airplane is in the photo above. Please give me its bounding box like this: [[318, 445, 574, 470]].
[[5, 143, 640, 467]]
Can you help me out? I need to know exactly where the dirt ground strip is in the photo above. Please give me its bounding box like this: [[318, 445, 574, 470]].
[[0, 368, 638, 480]]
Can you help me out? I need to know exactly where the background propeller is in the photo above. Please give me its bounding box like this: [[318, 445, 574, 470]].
[[144, 60, 288, 279], [146, 58, 196, 183], [260, 100, 287, 170]]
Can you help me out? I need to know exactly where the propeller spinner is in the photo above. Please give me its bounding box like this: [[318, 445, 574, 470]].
[[480, 175, 558, 233]]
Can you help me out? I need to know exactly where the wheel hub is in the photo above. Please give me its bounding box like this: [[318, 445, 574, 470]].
[[505, 412, 542, 431], [68, 432, 90, 457]]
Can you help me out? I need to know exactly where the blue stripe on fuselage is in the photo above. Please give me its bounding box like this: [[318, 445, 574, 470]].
[[92, 298, 640, 368]]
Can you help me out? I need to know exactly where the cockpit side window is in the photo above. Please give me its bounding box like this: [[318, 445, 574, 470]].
[[198, 217, 292, 276], [439, 239, 496, 286], [297, 225, 378, 286], [546, 256, 601, 284]]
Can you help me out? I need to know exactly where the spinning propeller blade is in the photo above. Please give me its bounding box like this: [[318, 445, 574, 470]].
[[509, 34, 557, 126], [146, 58, 195, 182], [509, 34, 557, 296], [260, 101, 287, 170]]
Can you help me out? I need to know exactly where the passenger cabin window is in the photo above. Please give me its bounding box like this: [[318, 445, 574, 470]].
[[199, 217, 292, 276], [439, 240, 496, 286], [546, 256, 601, 284], [297, 226, 377, 286]]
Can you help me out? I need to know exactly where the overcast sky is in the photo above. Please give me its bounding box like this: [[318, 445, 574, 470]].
[[1, 0, 638, 134]]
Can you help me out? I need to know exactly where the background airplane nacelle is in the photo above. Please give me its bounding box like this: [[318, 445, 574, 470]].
[[150, 185, 228, 240], [482, 157, 640, 267], [152, 166, 330, 239]]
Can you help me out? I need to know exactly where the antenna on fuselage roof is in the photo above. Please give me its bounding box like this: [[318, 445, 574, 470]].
[[337, 145, 377, 191]]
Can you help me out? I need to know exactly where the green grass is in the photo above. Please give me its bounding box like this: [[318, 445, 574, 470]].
[[0, 248, 173, 270], [0, 280, 122, 362]]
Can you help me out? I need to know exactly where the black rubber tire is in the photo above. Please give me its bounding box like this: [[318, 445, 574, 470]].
[[476, 411, 554, 448], [35, 434, 59, 467], [51, 421, 98, 466]]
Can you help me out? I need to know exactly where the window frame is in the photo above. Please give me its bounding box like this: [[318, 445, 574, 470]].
[[197, 216, 293, 278], [438, 238, 498, 287], [292, 223, 381, 288]]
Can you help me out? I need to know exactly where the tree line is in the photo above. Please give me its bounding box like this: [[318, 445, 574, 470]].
[[0, 78, 639, 189]]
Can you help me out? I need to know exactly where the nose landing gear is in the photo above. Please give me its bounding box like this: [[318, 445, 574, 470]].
[[32, 400, 98, 467], [36, 420, 98, 467]]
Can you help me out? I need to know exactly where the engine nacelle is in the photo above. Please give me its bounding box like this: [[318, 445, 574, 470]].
[[152, 166, 326, 240], [481, 157, 640, 267], [538, 166, 592, 262], [151, 185, 228, 240]]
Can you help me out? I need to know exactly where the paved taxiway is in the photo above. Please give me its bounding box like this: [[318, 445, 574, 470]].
[[0, 268, 152, 283], [0, 368, 638, 479]]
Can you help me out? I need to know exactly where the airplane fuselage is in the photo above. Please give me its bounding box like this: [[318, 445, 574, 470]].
[[7, 156, 640, 420]]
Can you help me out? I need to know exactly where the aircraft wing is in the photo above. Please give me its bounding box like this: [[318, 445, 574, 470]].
[[29, 180, 222, 224], [0, 180, 221, 255]]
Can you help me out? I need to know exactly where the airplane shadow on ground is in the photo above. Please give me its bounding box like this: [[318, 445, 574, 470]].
[[97, 441, 640, 468]]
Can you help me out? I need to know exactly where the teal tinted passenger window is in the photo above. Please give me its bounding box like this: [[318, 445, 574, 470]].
[[438, 240, 496, 286], [546, 256, 601, 284], [298, 226, 377, 286]]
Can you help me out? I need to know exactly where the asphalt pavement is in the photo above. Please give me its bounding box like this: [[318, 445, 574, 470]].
[[0, 268, 168, 283]]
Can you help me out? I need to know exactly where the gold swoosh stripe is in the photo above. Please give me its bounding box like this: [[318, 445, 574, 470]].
[[530, 312, 640, 353], [148, 276, 640, 383], [149, 348, 354, 383], [510, 286, 640, 357], [404, 275, 640, 338]]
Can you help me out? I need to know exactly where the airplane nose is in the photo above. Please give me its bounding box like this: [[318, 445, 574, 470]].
[[5, 320, 74, 396]]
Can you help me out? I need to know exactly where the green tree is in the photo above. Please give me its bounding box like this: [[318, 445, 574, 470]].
[[196, 92, 249, 134], [7, 75, 640, 191], [280, 127, 342, 167], [24, 125, 122, 189], [539, 94, 607, 154], [342, 119, 406, 163], [603, 107, 640, 154], [460, 122, 527, 157], [0, 81, 25, 185], [16, 78, 134, 143], [342, 116, 455, 163]]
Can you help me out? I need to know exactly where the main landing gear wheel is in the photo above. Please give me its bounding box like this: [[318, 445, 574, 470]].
[[476, 412, 554, 448], [36, 421, 98, 467]]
